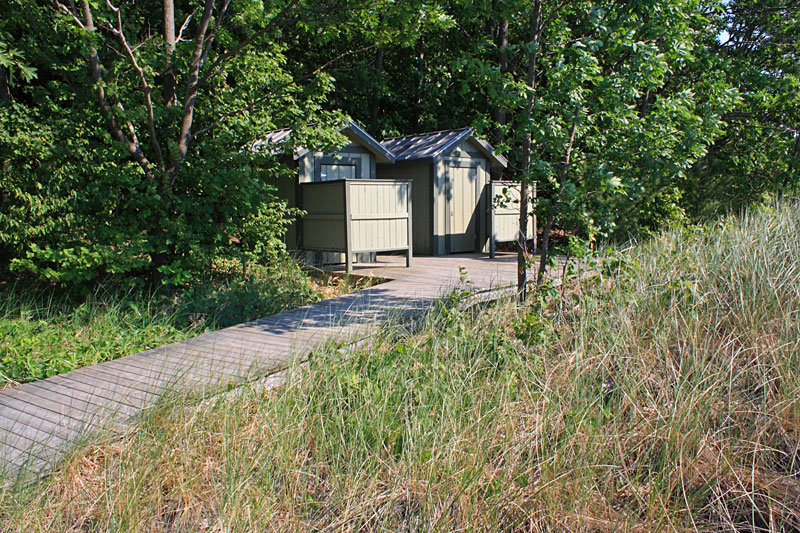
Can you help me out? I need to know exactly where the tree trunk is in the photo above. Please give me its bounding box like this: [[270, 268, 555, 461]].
[[486, 0, 497, 43], [0, 66, 8, 101], [638, 87, 651, 118], [537, 107, 580, 285], [162, 0, 177, 105], [368, 46, 385, 134], [483, 0, 497, 144], [169, 0, 215, 180], [492, 16, 508, 181], [414, 36, 425, 131], [518, 145, 531, 298], [163, 0, 175, 48], [517, 0, 541, 299]]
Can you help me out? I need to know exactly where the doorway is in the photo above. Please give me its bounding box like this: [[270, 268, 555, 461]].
[[446, 164, 478, 253]]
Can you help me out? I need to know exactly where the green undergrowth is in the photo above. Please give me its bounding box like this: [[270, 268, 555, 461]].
[[2, 203, 800, 530], [0, 258, 357, 384]]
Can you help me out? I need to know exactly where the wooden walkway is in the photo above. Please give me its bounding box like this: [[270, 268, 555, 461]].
[[0, 253, 522, 482]]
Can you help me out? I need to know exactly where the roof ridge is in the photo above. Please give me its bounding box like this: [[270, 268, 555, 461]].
[[252, 122, 394, 163]]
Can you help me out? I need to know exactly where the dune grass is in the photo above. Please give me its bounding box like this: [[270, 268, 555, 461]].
[[1, 203, 799, 530], [0, 259, 372, 385]]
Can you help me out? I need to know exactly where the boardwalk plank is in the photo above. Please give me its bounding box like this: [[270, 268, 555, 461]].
[[58, 371, 161, 405], [0, 411, 66, 453], [5, 383, 109, 419], [0, 389, 101, 429], [113, 349, 259, 386], [23, 381, 137, 421], [0, 395, 99, 437]]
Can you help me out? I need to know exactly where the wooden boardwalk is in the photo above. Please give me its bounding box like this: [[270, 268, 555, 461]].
[[0, 253, 521, 482]]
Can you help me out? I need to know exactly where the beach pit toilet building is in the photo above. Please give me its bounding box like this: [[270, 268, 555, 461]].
[[376, 128, 509, 256], [254, 121, 414, 270]]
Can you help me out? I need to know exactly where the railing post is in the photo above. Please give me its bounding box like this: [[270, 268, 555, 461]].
[[297, 182, 305, 252], [343, 180, 353, 273], [489, 182, 495, 259], [406, 181, 413, 267]]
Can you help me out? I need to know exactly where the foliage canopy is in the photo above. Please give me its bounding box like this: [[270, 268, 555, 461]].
[[1, 0, 797, 286]]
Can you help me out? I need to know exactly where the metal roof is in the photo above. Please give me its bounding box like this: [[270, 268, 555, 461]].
[[248, 127, 293, 155], [380, 127, 507, 168], [250, 122, 394, 163], [380, 127, 473, 161], [251, 124, 508, 168]]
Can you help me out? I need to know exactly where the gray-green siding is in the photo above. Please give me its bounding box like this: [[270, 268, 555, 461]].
[[378, 138, 491, 256], [374, 160, 433, 255]]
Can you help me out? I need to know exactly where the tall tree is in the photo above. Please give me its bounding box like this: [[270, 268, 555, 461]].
[[0, 0, 365, 284], [683, 0, 800, 218], [516, 0, 540, 297], [457, 1, 733, 288]]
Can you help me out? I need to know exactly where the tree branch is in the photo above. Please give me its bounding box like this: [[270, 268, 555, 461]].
[[198, 0, 232, 68], [55, 0, 86, 29], [199, 0, 302, 87], [107, 0, 165, 171], [71, 0, 154, 180], [176, 9, 197, 42]]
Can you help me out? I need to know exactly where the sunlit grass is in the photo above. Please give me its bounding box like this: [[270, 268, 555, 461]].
[[0, 258, 374, 384], [2, 203, 799, 530]]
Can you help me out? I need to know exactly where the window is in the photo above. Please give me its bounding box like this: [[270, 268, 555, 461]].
[[314, 155, 362, 182], [319, 163, 356, 181]]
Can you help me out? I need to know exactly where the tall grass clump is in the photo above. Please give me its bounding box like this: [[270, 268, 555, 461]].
[[1, 203, 799, 530]]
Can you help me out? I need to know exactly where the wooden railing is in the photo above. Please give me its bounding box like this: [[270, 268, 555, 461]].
[[300, 179, 413, 272], [489, 181, 535, 258]]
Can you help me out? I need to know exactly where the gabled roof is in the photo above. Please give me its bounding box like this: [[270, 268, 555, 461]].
[[340, 122, 395, 164], [250, 121, 395, 164], [380, 127, 508, 168]]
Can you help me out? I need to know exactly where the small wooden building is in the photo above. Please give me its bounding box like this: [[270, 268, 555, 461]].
[[376, 128, 509, 256], [256, 122, 413, 270]]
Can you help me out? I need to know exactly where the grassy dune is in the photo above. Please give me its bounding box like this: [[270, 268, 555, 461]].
[[2, 204, 799, 530]]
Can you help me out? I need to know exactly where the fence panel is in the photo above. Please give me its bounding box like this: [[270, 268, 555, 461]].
[[301, 179, 413, 272]]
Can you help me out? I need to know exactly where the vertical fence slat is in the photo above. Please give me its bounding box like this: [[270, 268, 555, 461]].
[[344, 180, 353, 273]]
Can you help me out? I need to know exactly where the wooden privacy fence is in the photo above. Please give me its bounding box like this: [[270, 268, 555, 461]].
[[489, 180, 536, 258], [300, 179, 413, 272]]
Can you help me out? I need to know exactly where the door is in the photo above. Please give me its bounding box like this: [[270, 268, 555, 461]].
[[447, 165, 478, 253]]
